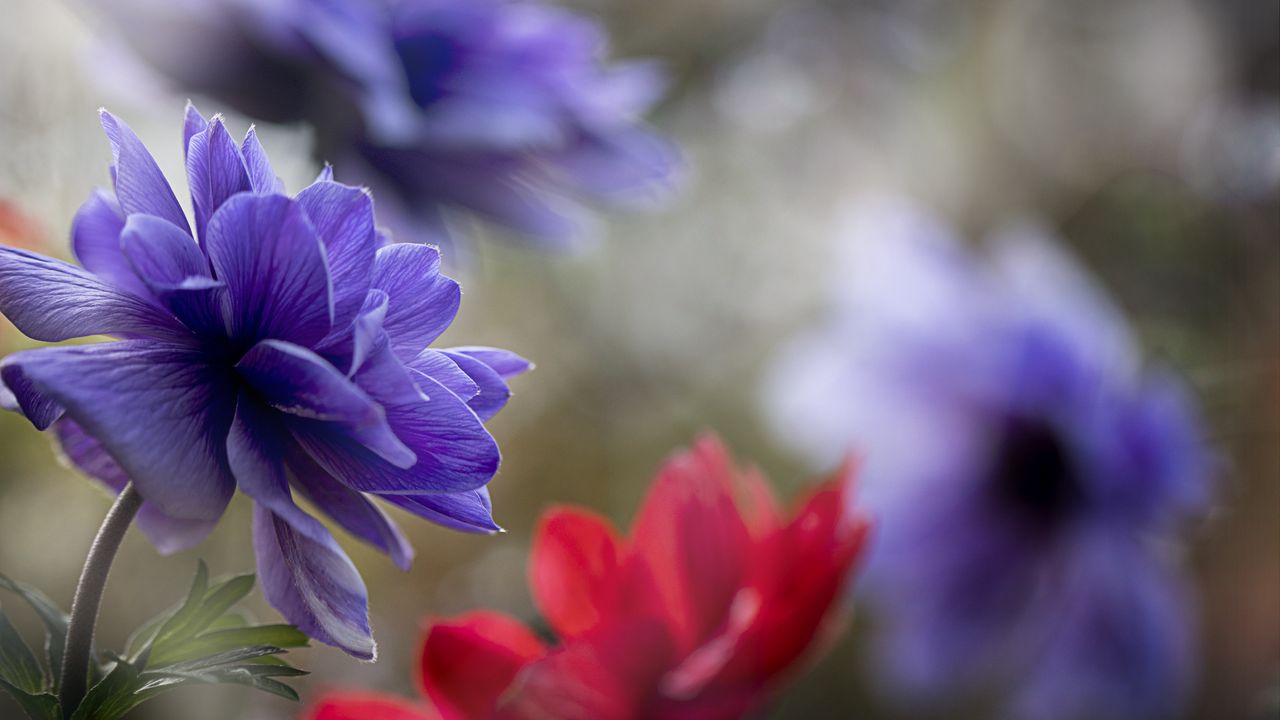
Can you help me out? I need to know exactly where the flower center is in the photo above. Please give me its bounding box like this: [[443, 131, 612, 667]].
[[394, 32, 460, 109], [990, 416, 1083, 529]]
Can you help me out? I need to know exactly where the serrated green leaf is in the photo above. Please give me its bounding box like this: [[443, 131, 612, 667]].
[[0, 605, 45, 695], [0, 574, 68, 683], [148, 625, 308, 668], [0, 676, 60, 720]]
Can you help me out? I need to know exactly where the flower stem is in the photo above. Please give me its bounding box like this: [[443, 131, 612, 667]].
[[58, 483, 143, 718]]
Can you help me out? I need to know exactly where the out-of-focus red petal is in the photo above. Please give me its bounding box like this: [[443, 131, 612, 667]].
[[419, 611, 547, 720], [736, 466, 782, 538], [305, 692, 438, 720], [530, 507, 625, 639], [495, 618, 677, 720], [629, 434, 753, 653]]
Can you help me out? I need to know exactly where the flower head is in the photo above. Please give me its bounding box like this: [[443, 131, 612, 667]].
[[306, 434, 871, 719], [0, 106, 530, 659], [93, 0, 679, 254], [763, 197, 1213, 720]]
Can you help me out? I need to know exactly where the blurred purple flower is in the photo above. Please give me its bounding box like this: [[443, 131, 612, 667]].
[[91, 0, 679, 255], [0, 106, 531, 659], [763, 197, 1213, 720]]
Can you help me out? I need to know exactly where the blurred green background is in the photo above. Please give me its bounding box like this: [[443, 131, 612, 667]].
[[1, 0, 1276, 718]]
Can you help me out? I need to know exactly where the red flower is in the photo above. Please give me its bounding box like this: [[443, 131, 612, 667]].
[[306, 434, 871, 720]]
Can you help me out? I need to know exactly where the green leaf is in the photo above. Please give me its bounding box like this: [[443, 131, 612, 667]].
[[0, 605, 45, 695], [187, 574, 254, 631], [147, 625, 308, 668], [0, 676, 59, 720], [60, 561, 308, 718], [0, 574, 69, 682], [149, 561, 209, 651], [69, 659, 140, 720]]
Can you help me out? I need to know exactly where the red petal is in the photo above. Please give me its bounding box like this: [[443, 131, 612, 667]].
[[530, 507, 625, 639], [305, 692, 437, 720], [419, 611, 547, 720], [737, 466, 782, 538], [629, 434, 753, 653], [698, 462, 871, 692], [495, 618, 677, 720]]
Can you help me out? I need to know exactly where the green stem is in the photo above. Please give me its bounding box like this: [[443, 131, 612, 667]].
[[58, 483, 142, 718]]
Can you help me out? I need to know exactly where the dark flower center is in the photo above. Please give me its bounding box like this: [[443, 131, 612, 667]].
[[990, 416, 1083, 529], [394, 32, 460, 109]]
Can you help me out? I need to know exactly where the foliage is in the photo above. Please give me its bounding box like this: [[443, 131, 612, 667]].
[[0, 561, 308, 720]]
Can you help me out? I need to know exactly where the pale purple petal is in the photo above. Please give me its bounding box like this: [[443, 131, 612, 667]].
[[235, 339, 413, 468], [0, 246, 188, 342], [369, 244, 459, 359], [0, 340, 235, 520], [99, 110, 191, 235], [253, 504, 375, 659], [206, 193, 334, 347]]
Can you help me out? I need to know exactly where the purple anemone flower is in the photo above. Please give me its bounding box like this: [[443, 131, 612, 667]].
[[763, 197, 1213, 720], [90, 0, 679, 254], [0, 105, 531, 659]]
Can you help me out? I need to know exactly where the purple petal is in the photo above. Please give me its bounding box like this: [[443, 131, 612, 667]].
[[55, 419, 217, 554], [295, 181, 377, 329], [120, 214, 212, 287], [236, 339, 414, 468], [553, 127, 679, 202], [405, 349, 478, 402], [292, 342, 499, 495], [230, 388, 411, 569], [349, 290, 389, 376], [187, 117, 252, 242], [0, 340, 235, 520], [440, 349, 509, 421], [253, 504, 375, 659], [369, 244, 459, 360], [381, 487, 501, 534], [287, 447, 414, 571], [70, 189, 148, 297], [99, 110, 191, 235], [1, 362, 63, 430], [241, 126, 282, 193], [183, 102, 209, 162], [120, 214, 223, 335], [228, 389, 326, 531], [445, 346, 533, 379], [0, 246, 188, 342], [206, 193, 334, 348]]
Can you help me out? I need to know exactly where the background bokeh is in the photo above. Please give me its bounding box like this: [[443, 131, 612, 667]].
[[1, 0, 1276, 718]]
